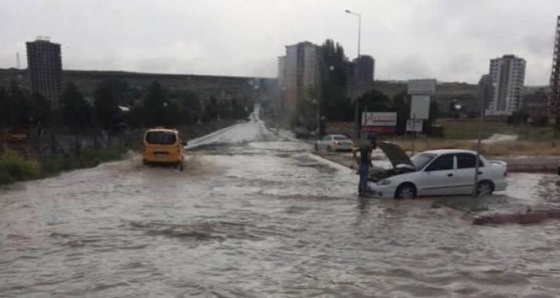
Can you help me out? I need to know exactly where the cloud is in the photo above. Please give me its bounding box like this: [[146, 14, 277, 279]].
[[1, 0, 559, 85]]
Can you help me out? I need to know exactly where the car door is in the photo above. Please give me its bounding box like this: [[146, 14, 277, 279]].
[[417, 154, 459, 196], [454, 153, 484, 195]]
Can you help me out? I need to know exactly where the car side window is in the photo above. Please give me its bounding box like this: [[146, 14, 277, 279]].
[[426, 154, 454, 171], [456, 153, 484, 169], [322, 136, 331, 141]]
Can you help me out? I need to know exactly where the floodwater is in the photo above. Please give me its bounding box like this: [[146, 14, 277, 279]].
[[2, 113, 560, 297]]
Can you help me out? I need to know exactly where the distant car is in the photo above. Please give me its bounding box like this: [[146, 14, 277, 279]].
[[142, 127, 187, 171], [367, 142, 508, 199], [315, 134, 354, 152], [294, 126, 311, 139]]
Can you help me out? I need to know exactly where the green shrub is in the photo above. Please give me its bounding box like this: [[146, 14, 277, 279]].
[[0, 170, 15, 185], [1, 147, 126, 185], [0, 151, 40, 183], [39, 155, 73, 176]]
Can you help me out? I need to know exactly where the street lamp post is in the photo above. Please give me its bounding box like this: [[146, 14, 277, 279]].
[[472, 85, 491, 197], [345, 9, 361, 58], [346, 9, 362, 139]]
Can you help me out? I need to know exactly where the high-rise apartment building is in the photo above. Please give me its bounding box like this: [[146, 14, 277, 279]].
[[278, 41, 321, 112], [550, 16, 560, 117], [26, 37, 62, 109], [352, 55, 375, 83], [486, 55, 526, 116]]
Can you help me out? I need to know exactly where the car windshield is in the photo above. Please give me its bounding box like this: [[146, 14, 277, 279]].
[[333, 136, 349, 141], [411, 153, 436, 170], [145, 131, 177, 145]]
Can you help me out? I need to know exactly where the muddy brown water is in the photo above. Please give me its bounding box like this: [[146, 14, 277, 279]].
[[2, 120, 560, 297]]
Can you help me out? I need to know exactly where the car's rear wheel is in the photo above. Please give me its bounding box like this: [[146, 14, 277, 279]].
[[477, 180, 494, 196], [395, 183, 416, 199]]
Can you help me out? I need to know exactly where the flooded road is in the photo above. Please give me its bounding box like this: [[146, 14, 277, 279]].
[[2, 116, 560, 297]]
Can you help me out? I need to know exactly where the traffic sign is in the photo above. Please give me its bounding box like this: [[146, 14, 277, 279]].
[[406, 119, 423, 132]]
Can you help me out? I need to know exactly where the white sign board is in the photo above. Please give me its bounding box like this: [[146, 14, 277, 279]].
[[406, 119, 423, 132], [362, 112, 397, 127], [408, 79, 437, 95], [410, 95, 431, 120]]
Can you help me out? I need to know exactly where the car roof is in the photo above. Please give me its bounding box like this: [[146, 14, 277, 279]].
[[329, 134, 349, 138], [146, 128, 178, 133], [422, 149, 478, 155]]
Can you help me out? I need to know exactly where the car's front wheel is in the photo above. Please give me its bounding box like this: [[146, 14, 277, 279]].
[[477, 180, 494, 196], [327, 146, 333, 153], [314, 144, 319, 152], [395, 183, 416, 199]]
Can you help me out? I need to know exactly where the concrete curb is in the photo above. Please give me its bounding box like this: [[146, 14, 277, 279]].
[[308, 153, 354, 174], [505, 162, 557, 174], [473, 208, 560, 225]]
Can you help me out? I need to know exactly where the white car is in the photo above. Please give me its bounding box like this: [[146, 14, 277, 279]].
[[367, 142, 508, 199], [315, 135, 354, 152]]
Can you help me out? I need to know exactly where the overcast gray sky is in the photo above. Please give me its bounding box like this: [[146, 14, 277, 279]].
[[1, 0, 560, 85]]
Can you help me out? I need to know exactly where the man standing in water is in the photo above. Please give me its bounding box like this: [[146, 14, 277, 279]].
[[353, 136, 377, 196]]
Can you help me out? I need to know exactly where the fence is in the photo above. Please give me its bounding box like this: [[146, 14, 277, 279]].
[[1, 127, 143, 160]]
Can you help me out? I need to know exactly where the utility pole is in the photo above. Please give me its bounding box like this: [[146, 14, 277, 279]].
[[345, 10, 361, 58], [346, 9, 362, 139], [473, 88, 487, 196]]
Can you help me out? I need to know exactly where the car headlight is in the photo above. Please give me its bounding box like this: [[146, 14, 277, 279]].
[[378, 179, 391, 185]]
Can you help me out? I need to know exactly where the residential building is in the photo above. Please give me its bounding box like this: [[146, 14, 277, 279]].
[[26, 37, 62, 109], [277, 56, 287, 88], [486, 55, 526, 116], [352, 55, 375, 83], [550, 16, 560, 118], [279, 41, 321, 112]]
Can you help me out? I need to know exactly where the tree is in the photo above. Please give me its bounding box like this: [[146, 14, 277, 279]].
[[392, 92, 410, 134], [61, 83, 93, 131], [94, 85, 121, 130], [0, 85, 9, 128], [99, 78, 132, 105], [321, 39, 351, 121], [142, 81, 168, 127], [28, 92, 51, 126], [178, 91, 202, 124], [358, 89, 392, 112], [205, 96, 219, 120]]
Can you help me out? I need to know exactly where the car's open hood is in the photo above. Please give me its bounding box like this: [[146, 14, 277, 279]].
[[378, 142, 414, 168]]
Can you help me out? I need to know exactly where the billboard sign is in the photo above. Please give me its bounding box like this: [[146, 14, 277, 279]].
[[410, 95, 431, 119], [408, 79, 437, 95], [361, 126, 396, 134], [361, 112, 397, 127]]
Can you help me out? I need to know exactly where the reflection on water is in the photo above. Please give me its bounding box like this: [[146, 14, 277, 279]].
[[2, 121, 560, 297]]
